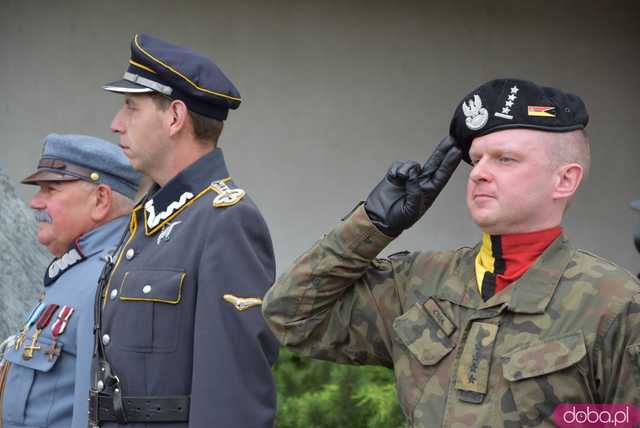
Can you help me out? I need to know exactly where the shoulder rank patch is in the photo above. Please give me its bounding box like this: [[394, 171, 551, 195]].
[[210, 180, 245, 208], [223, 294, 262, 311]]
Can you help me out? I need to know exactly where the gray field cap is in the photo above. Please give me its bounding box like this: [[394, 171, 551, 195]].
[[22, 134, 142, 199]]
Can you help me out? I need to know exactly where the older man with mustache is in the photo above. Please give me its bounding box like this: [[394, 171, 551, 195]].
[[0, 134, 140, 428]]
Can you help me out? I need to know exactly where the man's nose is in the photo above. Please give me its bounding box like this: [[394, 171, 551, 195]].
[[469, 158, 492, 183], [110, 108, 125, 134], [29, 192, 45, 209]]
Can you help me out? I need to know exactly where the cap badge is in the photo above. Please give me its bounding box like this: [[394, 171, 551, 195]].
[[528, 106, 556, 117], [90, 172, 100, 181], [462, 94, 489, 130], [494, 85, 519, 120], [210, 180, 245, 208]]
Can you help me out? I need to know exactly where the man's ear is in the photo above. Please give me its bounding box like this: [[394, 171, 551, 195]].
[[552, 163, 584, 201], [167, 99, 189, 138], [90, 184, 113, 222]]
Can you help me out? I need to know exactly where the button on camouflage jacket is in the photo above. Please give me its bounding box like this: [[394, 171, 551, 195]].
[[263, 205, 640, 427]]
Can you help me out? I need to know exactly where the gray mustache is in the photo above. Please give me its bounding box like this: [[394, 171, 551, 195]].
[[33, 210, 53, 224]]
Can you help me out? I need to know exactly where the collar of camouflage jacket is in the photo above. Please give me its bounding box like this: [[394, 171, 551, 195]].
[[138, 148, 231, 235], [434, 234, 574, 315]]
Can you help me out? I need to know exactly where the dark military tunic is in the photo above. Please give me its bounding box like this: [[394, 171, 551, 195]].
[[94, 148, 278, 427], [263, 205, 640, 428]]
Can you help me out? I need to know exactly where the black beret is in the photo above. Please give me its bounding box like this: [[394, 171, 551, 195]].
[[103, 33, 241, 121], [449, 78, 588, 163]]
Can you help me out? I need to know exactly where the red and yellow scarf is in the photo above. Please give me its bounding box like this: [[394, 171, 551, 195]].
[[475, 227, 562, 301]]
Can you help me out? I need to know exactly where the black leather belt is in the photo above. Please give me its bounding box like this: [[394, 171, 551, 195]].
[[89, 391, 190, 424]]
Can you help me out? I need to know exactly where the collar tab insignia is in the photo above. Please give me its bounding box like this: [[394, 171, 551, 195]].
[[145, 191, 194, 230], [45, 248, 85, 287]]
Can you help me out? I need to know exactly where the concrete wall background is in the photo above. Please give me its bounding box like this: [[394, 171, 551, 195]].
[[1, 0, 639, 272]]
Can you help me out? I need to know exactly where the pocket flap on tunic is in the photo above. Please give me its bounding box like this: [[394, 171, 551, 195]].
[[502, 332, 586, 382], [119, 269, 186, 304], [392, 299, 456, 366]]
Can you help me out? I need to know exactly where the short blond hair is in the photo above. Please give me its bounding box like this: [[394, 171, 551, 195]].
[[545, 129, 591, 179]]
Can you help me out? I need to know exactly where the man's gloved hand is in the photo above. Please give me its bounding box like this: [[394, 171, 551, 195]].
[[364, 136, 462, 237]]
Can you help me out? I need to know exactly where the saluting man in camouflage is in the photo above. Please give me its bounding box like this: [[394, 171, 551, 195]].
[[263, 78, 640, 427]]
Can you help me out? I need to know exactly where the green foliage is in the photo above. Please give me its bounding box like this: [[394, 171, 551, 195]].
[[273, 348, 406, 428]]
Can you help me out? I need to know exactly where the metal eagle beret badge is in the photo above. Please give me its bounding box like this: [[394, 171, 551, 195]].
[[449, 78, 589, 163], [103, 33, 241, 121]]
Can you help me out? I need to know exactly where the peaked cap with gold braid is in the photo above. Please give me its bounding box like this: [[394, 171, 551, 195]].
[[103, 33, 241, 120]]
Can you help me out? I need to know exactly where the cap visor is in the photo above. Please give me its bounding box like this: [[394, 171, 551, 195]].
[[102, 79, 155, 94], [21, 170, 80, 185], [631, 200, 640, 211]]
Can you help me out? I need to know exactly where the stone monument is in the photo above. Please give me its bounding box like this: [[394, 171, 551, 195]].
[[0, 171, 49, 339]]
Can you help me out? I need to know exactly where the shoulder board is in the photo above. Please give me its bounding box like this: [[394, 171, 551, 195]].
[[210, 180, 245, 208]]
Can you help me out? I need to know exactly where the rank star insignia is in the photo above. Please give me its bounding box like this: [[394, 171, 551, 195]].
[[494, 85, 519, 120], [210, 180, 246, 208]]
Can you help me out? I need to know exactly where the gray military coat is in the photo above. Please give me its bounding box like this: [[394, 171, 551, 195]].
[[2, 216, 128, 428]]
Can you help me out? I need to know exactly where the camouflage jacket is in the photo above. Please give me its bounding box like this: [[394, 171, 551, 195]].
[[263, 205, 640, 428]]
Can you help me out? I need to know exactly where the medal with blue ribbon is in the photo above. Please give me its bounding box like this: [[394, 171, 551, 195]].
[[14, 302, 46, 350]]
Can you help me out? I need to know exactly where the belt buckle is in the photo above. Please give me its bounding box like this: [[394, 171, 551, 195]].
[[88, 389, 100, 427]]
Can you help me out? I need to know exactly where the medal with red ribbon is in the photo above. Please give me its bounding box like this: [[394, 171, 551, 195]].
[[46, 305, 75, 361], [23, 303, 59, 360]]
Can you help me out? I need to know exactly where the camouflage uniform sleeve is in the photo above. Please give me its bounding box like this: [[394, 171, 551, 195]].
[[262, 204, 401, 368], [595, 292, 640, 404]]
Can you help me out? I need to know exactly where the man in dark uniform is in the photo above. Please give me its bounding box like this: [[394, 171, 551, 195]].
[[0, 134, 140, 428], [90, 34, 279, 427]]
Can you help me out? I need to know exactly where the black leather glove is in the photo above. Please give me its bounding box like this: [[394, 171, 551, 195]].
[[364, 136, 462, 237]]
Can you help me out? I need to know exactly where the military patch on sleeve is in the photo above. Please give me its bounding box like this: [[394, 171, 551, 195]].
[[210, 180, 245, 208], [223, 294, 262, 311]]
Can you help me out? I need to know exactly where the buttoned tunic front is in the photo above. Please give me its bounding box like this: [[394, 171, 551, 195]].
[[94, 148, 279, 427], [2, 216, 128, 428]]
